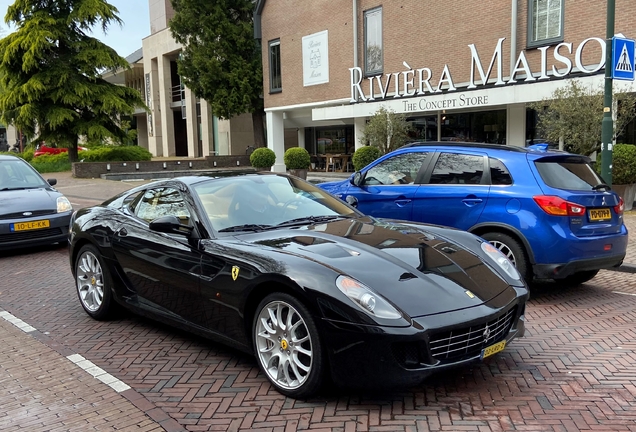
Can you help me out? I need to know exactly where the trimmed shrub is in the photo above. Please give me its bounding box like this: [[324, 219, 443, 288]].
[[283, 147, 311, 169], [79, 146, 152, 162], [250, 147, 276, 169], [352, 146, 381, 171], [596, 144, 636, 184]]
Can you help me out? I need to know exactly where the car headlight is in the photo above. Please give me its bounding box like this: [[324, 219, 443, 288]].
[[57, 196, 73, 213], [481, 241, 521, 280], [336, 275, 402, 319]]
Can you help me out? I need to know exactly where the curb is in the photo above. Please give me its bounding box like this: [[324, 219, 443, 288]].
[[612, 263, 636, 274]]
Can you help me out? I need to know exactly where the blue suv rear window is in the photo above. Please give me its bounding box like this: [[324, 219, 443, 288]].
[[535, 158, 604, 191]]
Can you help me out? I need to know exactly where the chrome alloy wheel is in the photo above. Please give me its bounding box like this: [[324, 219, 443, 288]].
[[489, 240, 516, 267], [255, 300, 313, 390], [76, 251, 104, 312]]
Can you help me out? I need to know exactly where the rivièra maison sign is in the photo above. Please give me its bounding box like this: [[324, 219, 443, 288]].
[[349, 37, 606, 103]]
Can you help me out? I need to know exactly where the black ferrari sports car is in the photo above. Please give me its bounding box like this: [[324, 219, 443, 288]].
[[69, 173, 528, 398]]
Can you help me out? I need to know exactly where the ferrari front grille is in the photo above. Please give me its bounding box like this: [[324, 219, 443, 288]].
[[429, 306, 516, 363]]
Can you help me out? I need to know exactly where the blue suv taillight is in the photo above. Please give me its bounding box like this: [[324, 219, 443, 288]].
[[533, 195, 586, 216], [614, 197, 624, 215]]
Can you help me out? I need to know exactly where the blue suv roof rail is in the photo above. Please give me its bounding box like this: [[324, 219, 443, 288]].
[[401, 141, 529, 153]]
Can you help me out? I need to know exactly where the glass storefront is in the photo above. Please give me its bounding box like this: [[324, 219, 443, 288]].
[[407, 110, 507, 144], [309, 126, 354, 155]]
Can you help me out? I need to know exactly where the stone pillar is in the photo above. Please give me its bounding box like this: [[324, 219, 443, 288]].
[[184, 87, 198, 157], [200, 99, 215, 156], [266, 110, 285, 172], [506, 103, 526, 147], [158, 55, 175, 156], [146, 58, 162, 156], [354, 116, 366, 150], [297, 128, 306, 149]]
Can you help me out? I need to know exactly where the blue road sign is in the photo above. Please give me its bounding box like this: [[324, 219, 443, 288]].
[[612, 37, 635, 81]]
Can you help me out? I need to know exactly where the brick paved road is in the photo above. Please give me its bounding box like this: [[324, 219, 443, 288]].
[[1, 247, 635, 431], [1, 173, 635, 431]]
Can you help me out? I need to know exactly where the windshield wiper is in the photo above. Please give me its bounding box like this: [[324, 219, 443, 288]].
[[276, 215, 352, 227], [592, 183, 611, 191], [217, 224, 272, 233]]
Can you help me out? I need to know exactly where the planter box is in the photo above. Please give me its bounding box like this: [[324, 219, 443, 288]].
[[612, 183, 636, 212], [288, 169, 308, 180]]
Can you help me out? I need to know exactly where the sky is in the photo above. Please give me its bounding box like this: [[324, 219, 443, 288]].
[[0, 0, 150, 58]]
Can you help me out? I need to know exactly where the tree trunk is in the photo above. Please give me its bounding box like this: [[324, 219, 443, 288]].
[[252, 109, 266, 148], [68, 138, 79, 162]]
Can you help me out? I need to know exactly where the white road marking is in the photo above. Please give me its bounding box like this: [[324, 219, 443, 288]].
[[0, 311, 131, 393]]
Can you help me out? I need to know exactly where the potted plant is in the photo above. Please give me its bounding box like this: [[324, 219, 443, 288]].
[[284, 147, 311, 179], [250, 147, 276, 171], [352, 146, 381, 171], [607, 144, 636, 211]]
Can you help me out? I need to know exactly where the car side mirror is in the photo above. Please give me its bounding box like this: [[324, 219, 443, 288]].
[[351, 171, 362, 187], [47, 179, 57, 186], [149, 215, 194, 237]]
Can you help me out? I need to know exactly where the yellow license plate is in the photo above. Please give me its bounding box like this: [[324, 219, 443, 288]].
[[481, 340, 506, 359], [11, 220, 50, 232], [589, 208, 611, 221]]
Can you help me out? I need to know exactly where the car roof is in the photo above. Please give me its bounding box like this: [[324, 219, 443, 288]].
[[159, 172, 295, 187], [400, 141, 572, 157], [0, 154, 23, 161]]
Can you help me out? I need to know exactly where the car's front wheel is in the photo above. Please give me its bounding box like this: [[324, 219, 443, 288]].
[[481, 232, 530, 281], [253, 293, 324, 398], [75, 244, 116, 320]]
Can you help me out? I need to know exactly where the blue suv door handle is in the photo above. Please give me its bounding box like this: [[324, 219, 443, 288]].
[[395, 198, 412, 207], [462, 196, 483, 206]]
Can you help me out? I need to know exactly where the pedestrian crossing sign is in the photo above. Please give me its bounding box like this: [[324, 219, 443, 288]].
[[612, 36, 635, 81]]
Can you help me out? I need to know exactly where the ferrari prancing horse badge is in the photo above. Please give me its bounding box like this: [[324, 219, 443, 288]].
[[231, 266, 240, 281]]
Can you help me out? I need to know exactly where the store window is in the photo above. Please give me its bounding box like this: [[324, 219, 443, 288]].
[[269, 39, 282, 93], [528, 0, 563, 48], [364, 7, 383, 76], [441, 110, 507, 144], [407, 116, 438, 142]]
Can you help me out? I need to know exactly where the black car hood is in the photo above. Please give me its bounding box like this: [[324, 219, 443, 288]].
[[238, 217, 511, 317], [0, 188, 59, 214]]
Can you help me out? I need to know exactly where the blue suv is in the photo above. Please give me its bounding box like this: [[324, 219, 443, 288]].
[[319, 142, 628, 285]]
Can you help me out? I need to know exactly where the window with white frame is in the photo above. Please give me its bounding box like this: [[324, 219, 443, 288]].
[[269, 39, 282, 93], [528, 0, 564, 47], [364, 7, 383, 76]]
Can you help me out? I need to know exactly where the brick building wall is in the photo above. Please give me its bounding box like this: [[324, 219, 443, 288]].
[[260, 0, 636, 109]]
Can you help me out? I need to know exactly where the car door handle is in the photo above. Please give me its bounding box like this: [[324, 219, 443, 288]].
[[395, 199, 412, 207], [462, 198, 483, 206]]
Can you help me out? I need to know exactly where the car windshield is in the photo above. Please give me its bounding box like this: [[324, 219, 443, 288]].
[[191, 174, 360, 232], [0, 159, 49, 190], [534, 156, 604, 191]]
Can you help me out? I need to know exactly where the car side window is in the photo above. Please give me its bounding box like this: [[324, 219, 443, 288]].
[[362, 153, 430, 186], [135, 187, 191, 224], [489, 158, 513, 185], [429, 153, 485, 185]]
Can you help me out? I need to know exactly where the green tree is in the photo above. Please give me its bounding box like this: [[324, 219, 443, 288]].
[[0, 0, 146, 162], [361, 106, 412, 154], [169, 0, 265, 148], [529, 79, 636, 156]]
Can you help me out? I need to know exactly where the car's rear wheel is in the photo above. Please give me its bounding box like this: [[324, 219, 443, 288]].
[[560, 270, 599, 287], [481, 232, 530, 281], [253, 293, 324, 398], [75, 244, 116, 320]]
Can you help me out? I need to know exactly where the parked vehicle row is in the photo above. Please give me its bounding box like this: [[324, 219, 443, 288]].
[[1, 141, 629, 399]]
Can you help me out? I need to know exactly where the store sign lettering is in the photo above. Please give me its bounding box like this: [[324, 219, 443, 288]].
[[350, 37, 606, 103]]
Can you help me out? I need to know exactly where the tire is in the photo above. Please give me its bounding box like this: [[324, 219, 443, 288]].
[[74, 244, 116, 320], [253, 292, 324, 398], [560, 270, 599, 287], [481, 232, 531, 282]]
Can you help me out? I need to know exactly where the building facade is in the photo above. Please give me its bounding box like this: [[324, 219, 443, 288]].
[[255, 0, 636, 172], [104, 0, 255, 158]]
